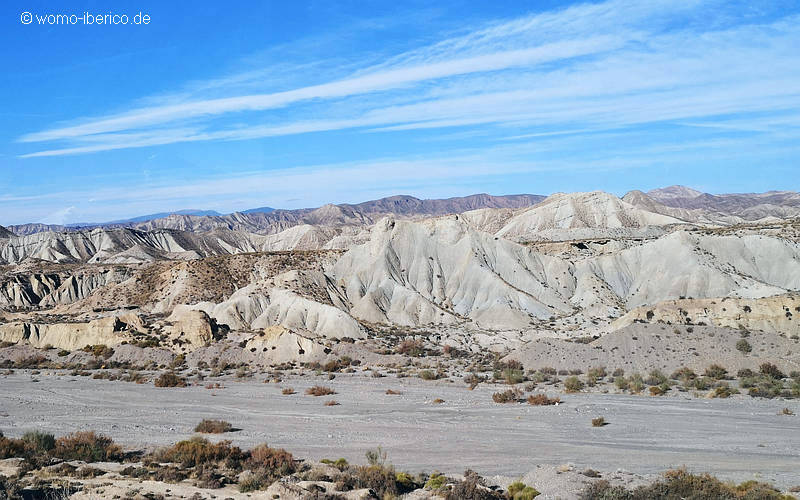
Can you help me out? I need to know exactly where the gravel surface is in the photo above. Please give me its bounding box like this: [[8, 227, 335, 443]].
[[1, 370, 798, 490]]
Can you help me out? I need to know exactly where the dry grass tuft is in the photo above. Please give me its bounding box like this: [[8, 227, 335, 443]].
[[194, 419, 233, 434], [527, 393, 561, 406], [305, 385, 336, 396]]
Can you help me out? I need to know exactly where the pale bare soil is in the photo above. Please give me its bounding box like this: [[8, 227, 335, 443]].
[[1, 371, 798, 490]]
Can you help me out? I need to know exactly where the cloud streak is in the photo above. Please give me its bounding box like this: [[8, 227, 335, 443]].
[[15, 0, 800, 162]]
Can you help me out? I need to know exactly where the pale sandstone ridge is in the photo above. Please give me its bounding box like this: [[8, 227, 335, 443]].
[[612, 294, 800, 335], [332, 216, 575, 329], [494, 191, 686, 242], [1, 188, 799, 360], [0, 314, 142, 350]]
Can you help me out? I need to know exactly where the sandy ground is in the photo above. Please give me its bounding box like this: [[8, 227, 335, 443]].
[[1, 370, 799, 490]]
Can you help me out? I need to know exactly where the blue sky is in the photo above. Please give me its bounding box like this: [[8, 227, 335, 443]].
[[1, 0, 799, 225]]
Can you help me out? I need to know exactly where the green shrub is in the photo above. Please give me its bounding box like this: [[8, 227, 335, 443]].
[[425, 472, 447, 490], [645, 369, 667, 386], [736, 339, 752, 354], [508, 481, 541, 500], [320, 457, 349, 470], [564, 376, 584, 393], [21, 431, 55, 452], [628, 373, 644, 393]]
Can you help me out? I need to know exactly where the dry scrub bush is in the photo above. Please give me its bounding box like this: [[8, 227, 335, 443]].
[[578, 468, 793, 500], [703, 364, 729, 380], [385, 389, 402, 395], [281, 387, 296, 395], [444, 470, 507, 499], [591, 417, 607, 427], [527, 394, 560, 406], [154, 371, 187, 387], [324, 399, 340, 406], [305, 385, 336, 396], [154, 436, 243, 467], [492, 388, 521, 403], [194, 419, 233, 434], [53, 431, 122, 462]]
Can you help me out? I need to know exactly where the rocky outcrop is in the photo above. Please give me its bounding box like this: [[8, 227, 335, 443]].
[[0, 315, 142, 350], [612, 294, 800, 335], [245, 325, 332, 363]]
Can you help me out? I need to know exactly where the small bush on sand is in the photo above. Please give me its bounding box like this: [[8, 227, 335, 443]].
[[194, 419, 233, 434], [324, 399, 340, 406], [155, 437, 243, 468], [419, 369, 439, 380], [385, 389, 402, 395], [508, 481, 541, 499], [305, 385, 336, 396], [760, 362, 786, 380], [445, 470, 505, 499], [703, 364, 728, 380], [736, 339, 752, 354], [527, 394, 560, 406], [711, 383, 737, 398], [425, 472, 447, 490], [245, 444, 296, 476], [154, 371, 187, 388], [492, 388, 521, 403], [644, 369, 667, 386], [564, 376, 584, 393], [53, 431, 122, 462], [628, 373, 645, 393], [321, 457, 349, 470], [591, 417, 607, 427], [671, 367, 697, 383], [281, 387, 296, 395]]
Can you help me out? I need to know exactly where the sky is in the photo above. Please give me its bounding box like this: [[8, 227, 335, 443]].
[[1, 0, 799, 225]]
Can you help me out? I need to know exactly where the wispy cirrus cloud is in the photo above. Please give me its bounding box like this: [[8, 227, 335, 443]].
[[16, 0, 800, 159]]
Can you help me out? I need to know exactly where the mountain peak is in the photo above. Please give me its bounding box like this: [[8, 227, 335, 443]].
[[647, 185, 704, 200]]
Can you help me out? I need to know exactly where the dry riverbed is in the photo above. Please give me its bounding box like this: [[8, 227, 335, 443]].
[[1, 370, 799, 491]]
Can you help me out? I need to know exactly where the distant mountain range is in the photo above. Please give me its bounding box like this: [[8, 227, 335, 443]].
[[3, 187, 798, 239], [4, 193, 544, 236]]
